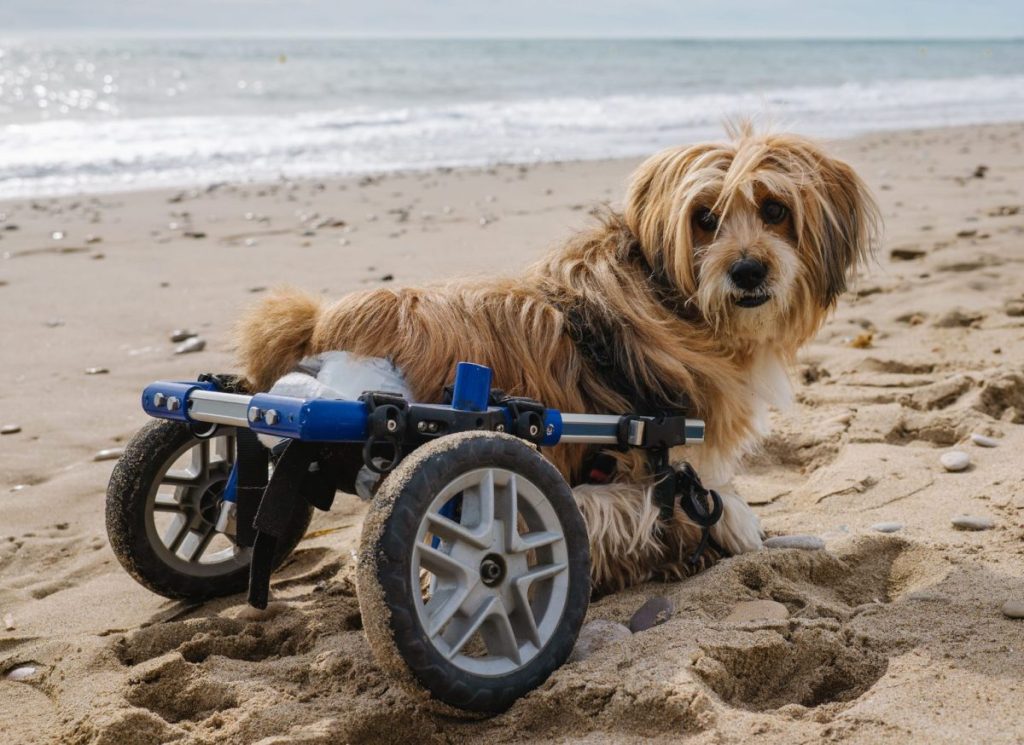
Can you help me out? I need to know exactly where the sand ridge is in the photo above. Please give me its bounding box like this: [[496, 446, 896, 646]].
[[1, 122, 1024, 743]]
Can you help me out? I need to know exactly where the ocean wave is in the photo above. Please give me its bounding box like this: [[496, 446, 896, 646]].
[[1, 74, 1022, 198]]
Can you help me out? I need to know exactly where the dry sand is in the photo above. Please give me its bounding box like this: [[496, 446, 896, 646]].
[[1, 122, 1023, 744]]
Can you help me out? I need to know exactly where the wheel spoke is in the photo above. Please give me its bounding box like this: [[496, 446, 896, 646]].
[[423, 585, 473, 637], [496, 472, 519, 549], [443, 595, 498, 659], [459, 469, 496, 541], [478, 596, 521, 665], [510, 562, 567, 648], [414, 541, 474, 581], [514, 531, 564, 553], [162, 513, 191, 551], [175, 528, 213, 562], [153, 492, 185, 512], [162, 469, 202, 486], [425, 511, 492, 550]]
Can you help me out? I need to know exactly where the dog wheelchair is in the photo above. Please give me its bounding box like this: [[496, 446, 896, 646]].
[[106, 361, 716, 713]]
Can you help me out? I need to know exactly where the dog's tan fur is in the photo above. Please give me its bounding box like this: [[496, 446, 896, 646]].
[[236, 125, 879, 593]]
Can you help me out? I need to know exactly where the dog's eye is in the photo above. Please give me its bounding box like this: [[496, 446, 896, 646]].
[[761, 199, 789, 225], [694, 207, 718, 232]]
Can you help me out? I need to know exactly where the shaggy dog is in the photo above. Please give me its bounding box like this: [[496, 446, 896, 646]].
[[236, 124, 880, 594]]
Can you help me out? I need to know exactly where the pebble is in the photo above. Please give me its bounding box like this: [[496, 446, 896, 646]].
[[44, 319, 65, 328], [724, 599, 790, 623], [939, 450, 970, 472], [569, 620, 632, 662], [169, 328, 197, 342], [871, 522, 904, 533], [174, 337, 206, 355], [951, 515, 994, 531], [85, 234, 102, 244], [84, 366, 109, 375], [970, 433, 998, 448], [1001, 600, 1024, 619], [3, 612, 13, 630], [6, 666, 36, 681], [1, 424, 21, 435], [51, 230, 64, 240], [628, 596, 673, 633], [93, 448, 124, 462], [763, 534, 825, 551]]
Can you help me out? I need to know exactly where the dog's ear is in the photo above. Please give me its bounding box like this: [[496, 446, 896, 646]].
[[624, 146, 708, 293], [810, 154, 880, 307]]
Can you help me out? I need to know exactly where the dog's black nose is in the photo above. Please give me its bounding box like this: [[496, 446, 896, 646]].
[[729, 258, 767, 291]]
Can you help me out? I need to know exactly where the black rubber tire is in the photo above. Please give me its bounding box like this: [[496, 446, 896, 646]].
[[106, 419, 314, 601], [357, 431, 590, 715]]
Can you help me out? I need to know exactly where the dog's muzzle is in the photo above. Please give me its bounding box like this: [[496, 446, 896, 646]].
[[729, 258, 771, 307]]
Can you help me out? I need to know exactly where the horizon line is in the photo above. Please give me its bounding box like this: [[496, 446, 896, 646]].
[[1, 31, 1022, 42]]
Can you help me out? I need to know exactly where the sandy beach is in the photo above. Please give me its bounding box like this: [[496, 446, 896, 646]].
[[1, 121, 1023, 743]]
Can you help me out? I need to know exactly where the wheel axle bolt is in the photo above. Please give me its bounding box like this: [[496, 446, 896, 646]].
[[167, 396, 181, 412], [153, 392, 167, 408], [528, 424, 539, 437], [496, 424, 505, 432], [546, 423, 554, 436], [264, 409, 280, 425], [480, 554, 506, 587], [417, 421, 427, 433], [247, 406, 262, 423], [386, 418, 398, 433]]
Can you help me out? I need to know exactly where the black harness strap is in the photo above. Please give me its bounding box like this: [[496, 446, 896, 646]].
[[550, 242, 727, 562], [247, 440, 318, 609]]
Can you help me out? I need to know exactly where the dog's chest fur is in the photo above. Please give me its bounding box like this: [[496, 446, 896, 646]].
[[672, 348, 793, 489]]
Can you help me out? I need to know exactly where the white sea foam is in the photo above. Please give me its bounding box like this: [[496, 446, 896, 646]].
[[1, 73, 1022, 198]]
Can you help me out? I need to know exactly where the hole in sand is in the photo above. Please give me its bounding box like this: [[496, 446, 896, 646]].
[[694, 627, 888, 710]]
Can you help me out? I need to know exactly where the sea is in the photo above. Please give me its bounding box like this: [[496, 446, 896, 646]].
[[0, 37, 1022, 198]]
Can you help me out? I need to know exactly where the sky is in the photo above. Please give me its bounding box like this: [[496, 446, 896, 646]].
[[0, 0, 1021, 38]]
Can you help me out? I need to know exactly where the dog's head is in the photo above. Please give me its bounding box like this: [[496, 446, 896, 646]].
[[624, 123, 880, 348]]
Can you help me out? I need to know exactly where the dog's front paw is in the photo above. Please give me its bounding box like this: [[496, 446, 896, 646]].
[[711, 491, 763, 555]]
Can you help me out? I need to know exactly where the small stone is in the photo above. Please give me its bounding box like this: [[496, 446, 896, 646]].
[[85, 234, 102, 244], [763, 535, 825, 551], [174, 337, 206, 355], [628, 596, 673, 633], [3, 612, 13, 630], [380, 274, 394, 282], [169, 328, 197, 343], [183, 230, 206, 239], [1001, 600, 1024, 619], [724, 600, 790, 623], [940, 450, 970, 472], [84, 366, 109, 375], [951, 515, 994, 531], [569, 620, 632, 662], [93, 447, 124, 462], [6, 666, 36, 681], [1, 424, 21, 435], [51, 230, 64, 240], [45, 319, 65, 328], [970, 433, 998, 448], [871, 522, 904, 533]]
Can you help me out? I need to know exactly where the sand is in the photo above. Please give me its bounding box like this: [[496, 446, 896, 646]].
[[1, 122, 1023, 744]]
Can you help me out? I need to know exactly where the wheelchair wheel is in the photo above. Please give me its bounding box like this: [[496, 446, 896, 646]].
[[106, 419, 313, 600], [357, 431, 590, 714]]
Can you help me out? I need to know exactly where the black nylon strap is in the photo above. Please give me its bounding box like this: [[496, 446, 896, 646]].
[[246, 440, 316, 609]]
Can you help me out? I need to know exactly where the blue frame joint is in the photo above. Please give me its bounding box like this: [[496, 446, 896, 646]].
[[451, 361, 492, 412]]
